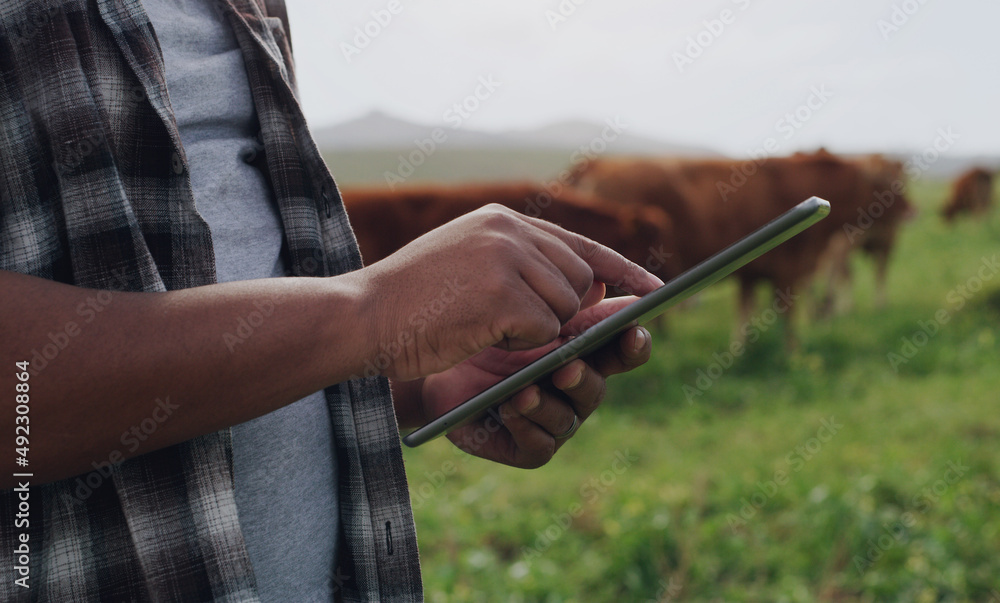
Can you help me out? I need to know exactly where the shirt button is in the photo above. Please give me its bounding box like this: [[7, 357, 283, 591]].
[[321, 184, 332, 218], [171, 151, 184, 175]]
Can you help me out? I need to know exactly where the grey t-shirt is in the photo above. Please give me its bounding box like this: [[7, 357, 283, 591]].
[[143, 1, 339, 600]]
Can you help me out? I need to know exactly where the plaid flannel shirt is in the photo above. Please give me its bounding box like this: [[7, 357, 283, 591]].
[[0, 0, 422, 600]]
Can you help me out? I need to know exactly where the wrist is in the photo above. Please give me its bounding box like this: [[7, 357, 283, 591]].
[[332, 270, 428, 431], [312, 272, 379, 384]]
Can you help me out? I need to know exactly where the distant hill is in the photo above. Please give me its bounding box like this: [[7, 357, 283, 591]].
[[313, 111, 998, 185], [310, 110, 721, 157]]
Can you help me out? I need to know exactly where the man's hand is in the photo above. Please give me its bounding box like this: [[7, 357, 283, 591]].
[[351, 204, 662, 383], [403, 297, 654, 468]]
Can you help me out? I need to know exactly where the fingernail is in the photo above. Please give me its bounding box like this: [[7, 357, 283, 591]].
[[566, 367, 584, 390], [633, 328, 648, 353], [518, 390, 540, 414]]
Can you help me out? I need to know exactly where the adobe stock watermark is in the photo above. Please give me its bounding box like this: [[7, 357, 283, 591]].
[[59, 396, 180, 510], [26, 268, 132, 377], [544, 0, 591, 31], [673, 0, 754, 73], [519, 449, 638, 562], [383, 75, 502, 189], [682, 287, 799, 403], [350, 276, 470, 379], [52, 131, 106, 177], [340, 1, 406, 63], [51, 84, 153, 174], [716, 85, 834, 201], [877, 0, 931, 41], [8, 0, 60, 49], [646, 577, 683, 603], [888, 254, 1000, 371], [326, 567, 351, 598], [726, 416, 843, 531], [408, 409, 504, 510], [900, 126, 961, 180], [51, 82, 148, 177], [853, 459, 969, 575], [842, 127, 959, 244], [222, 297, 285, 353]]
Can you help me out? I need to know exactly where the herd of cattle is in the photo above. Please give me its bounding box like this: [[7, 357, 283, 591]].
[[341, 152, 995, 346]]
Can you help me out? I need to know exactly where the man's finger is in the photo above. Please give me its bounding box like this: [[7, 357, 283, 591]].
[[510, 386, 581, 439], [515, 213, 664, 297], [587, 326, 652, 377], [497, 398, 557, 469], [551, 359, 607, 419]]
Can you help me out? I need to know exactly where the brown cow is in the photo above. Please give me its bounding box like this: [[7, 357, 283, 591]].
[[814, 154, 917, 317], [942, 167, 994, 222], [340, 182, 682, 287], [567, 152, 909, 347]]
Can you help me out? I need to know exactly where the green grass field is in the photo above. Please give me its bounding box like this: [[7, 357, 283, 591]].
[[399, 177, 1000, 602]]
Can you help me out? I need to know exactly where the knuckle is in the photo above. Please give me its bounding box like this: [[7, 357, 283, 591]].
[[482, 232, 527, 264], [574, 267, 595, 297], [476, 204, 520, 228], [481, 202, 514, 214], [572, 234, 601, 261], [555, 292, 581, 325], [541, 316, 562, 342], [484, 269, 518, 298]]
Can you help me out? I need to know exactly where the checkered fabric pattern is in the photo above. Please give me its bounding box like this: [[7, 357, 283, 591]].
[[0, 0, 422, 599]]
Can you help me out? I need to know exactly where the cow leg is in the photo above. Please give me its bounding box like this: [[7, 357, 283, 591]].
[[816, 236, 853, 320], [774, 280, 801, 352], [832, 254, 854, 316], [872, 249, 889, 309], [813, 252, 836, 320], [815, 258, 842, 320]]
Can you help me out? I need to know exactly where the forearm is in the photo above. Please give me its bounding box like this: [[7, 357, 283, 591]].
[[0, 270, 371, 488]]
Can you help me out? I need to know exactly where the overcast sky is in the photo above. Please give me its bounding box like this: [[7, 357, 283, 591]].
[[283, 0, 999, 157]]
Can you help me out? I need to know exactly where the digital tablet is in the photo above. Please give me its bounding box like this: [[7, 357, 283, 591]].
[[402, 196, 831, 447]]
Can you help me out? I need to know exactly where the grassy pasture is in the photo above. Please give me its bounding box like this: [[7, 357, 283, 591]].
[[396, 174, 1000, 602]]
